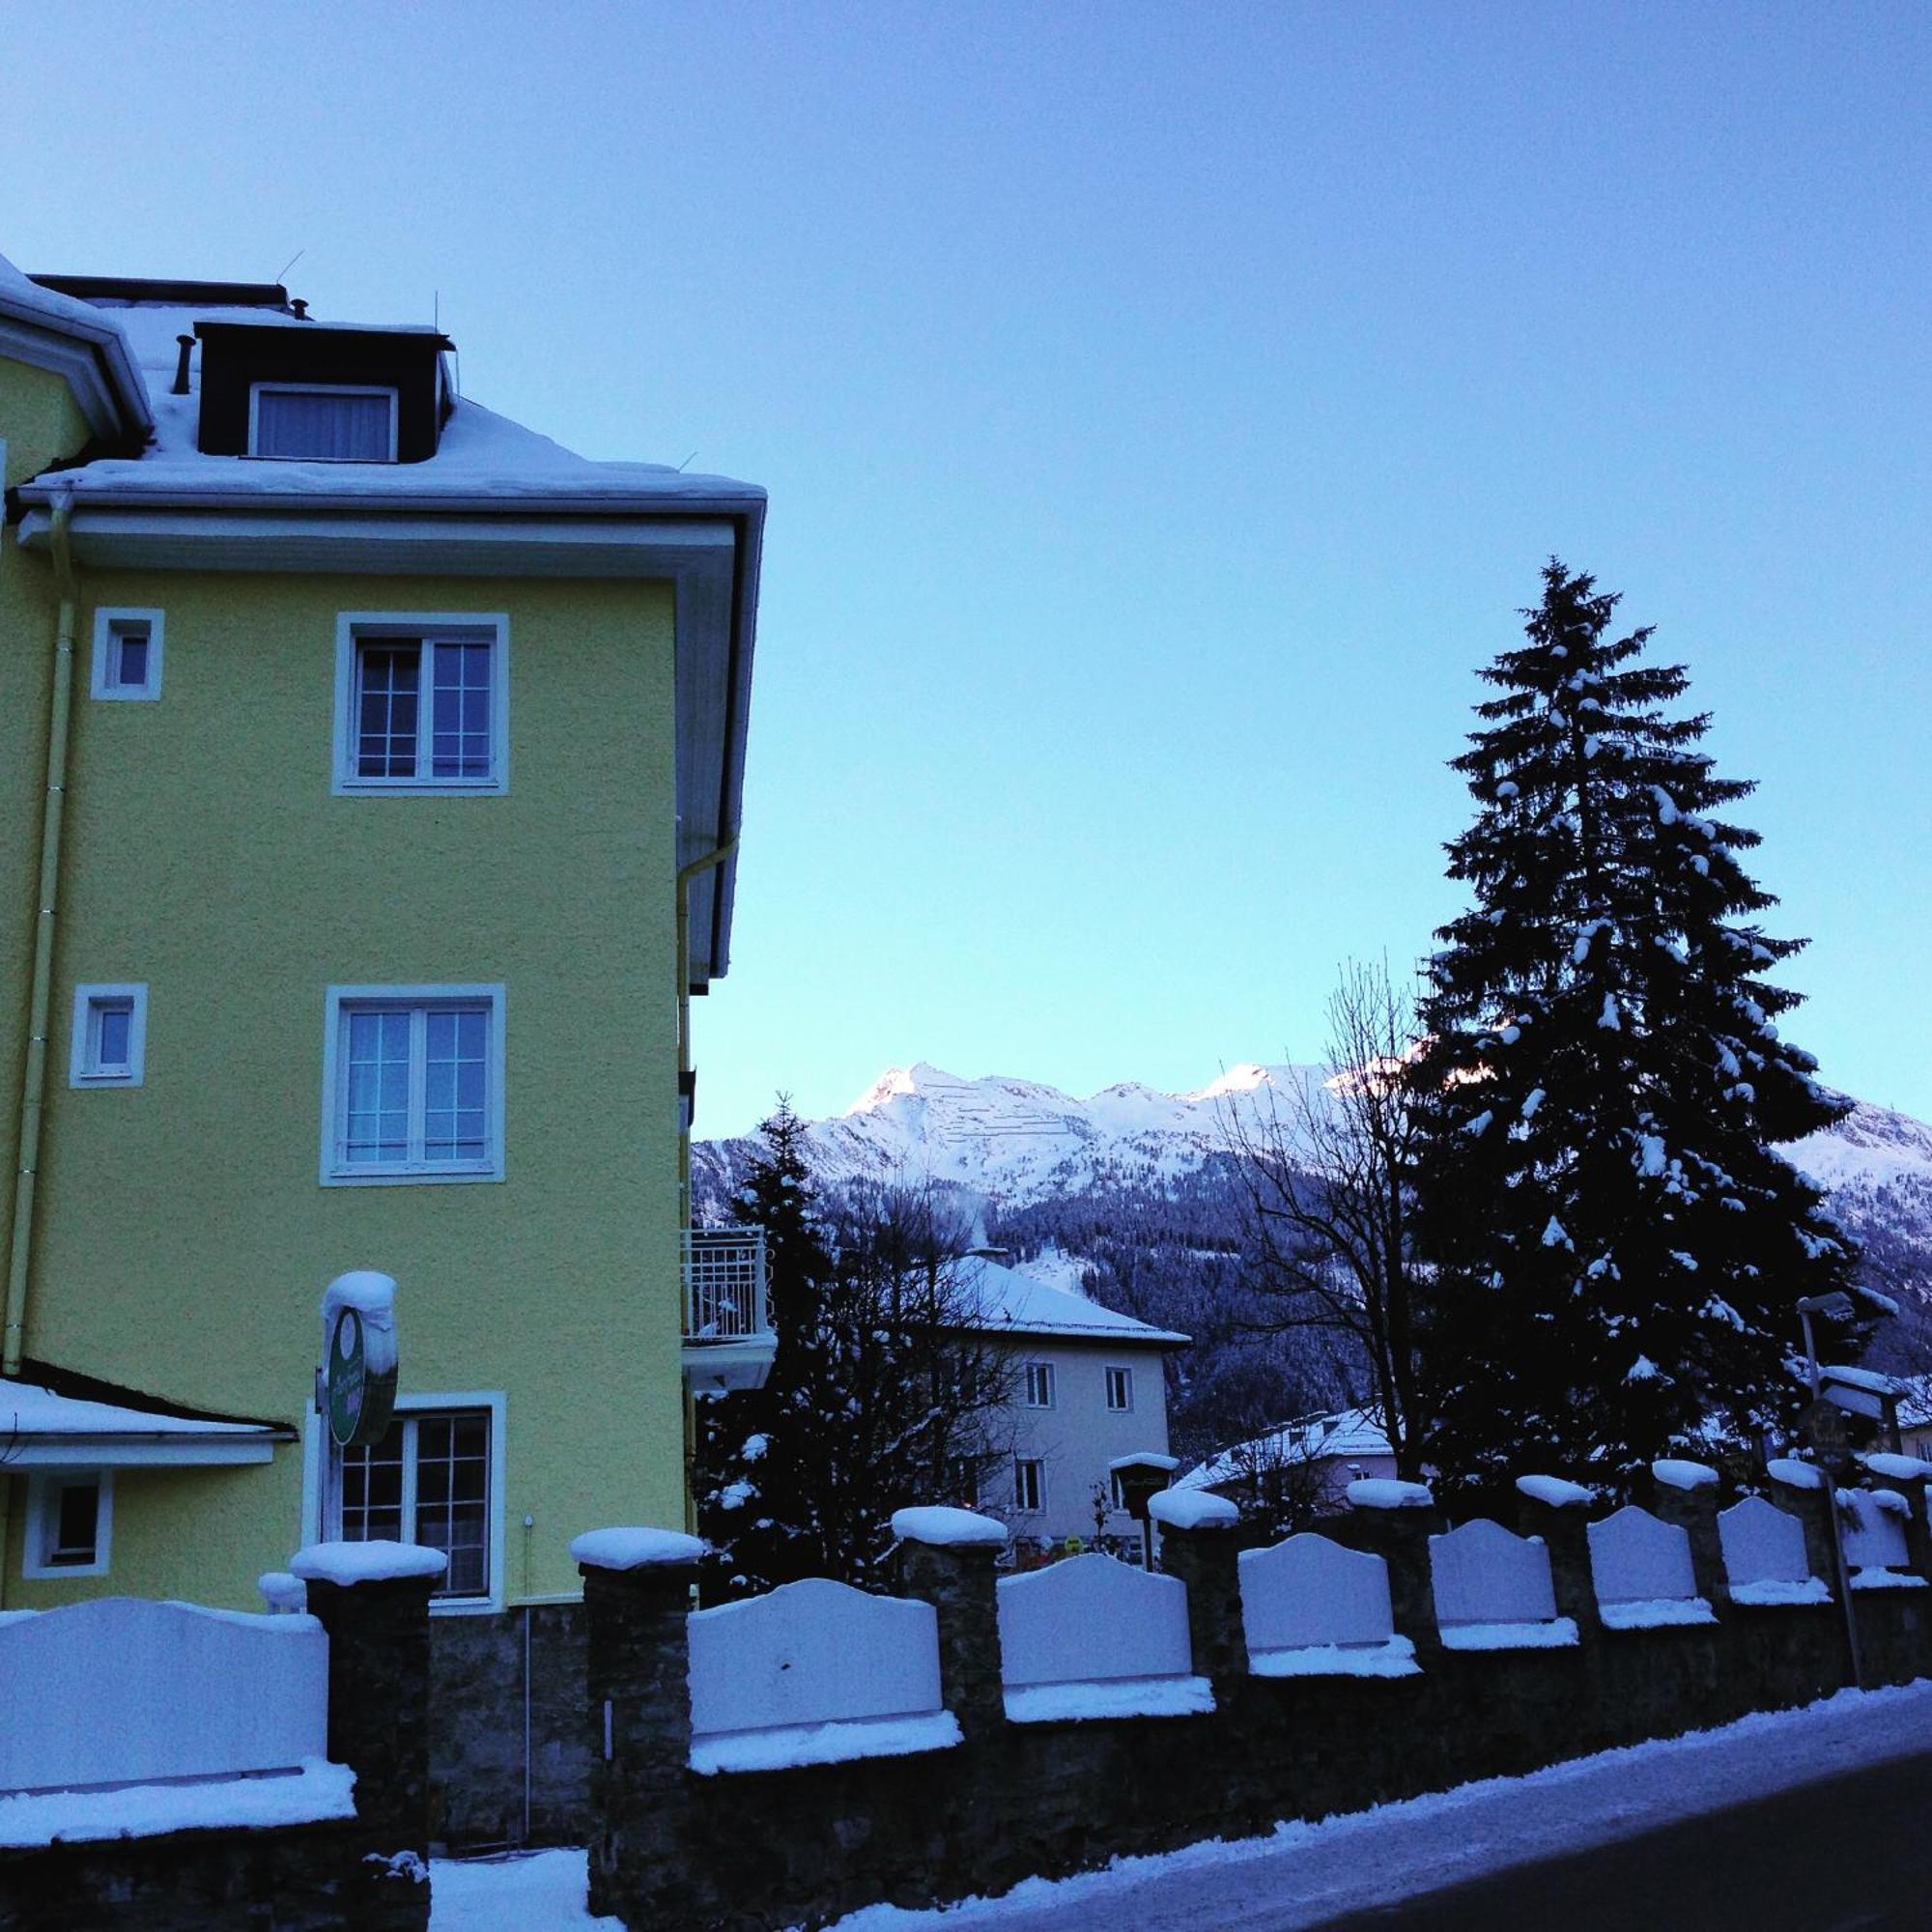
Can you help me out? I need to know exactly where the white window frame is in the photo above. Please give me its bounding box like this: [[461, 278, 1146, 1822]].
[[248, 382, 399, 462], [69, 982, 148, 1088], [321, 983, 505, 1185], [22, 1469, 114, 1579], [1013, 1457, 1045, 1515], [1104, 1365, 1134, 1412], [332, 612, 510, 796], [306, 1392, 507, 1615], [90, 608, 164, 701], [1022, 1361, 1056, 1409]]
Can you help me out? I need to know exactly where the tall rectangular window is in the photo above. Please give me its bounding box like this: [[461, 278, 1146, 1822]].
[[1014, 1458, 1044, 1514], [338, 1407, 494, 1602], [251, 384, 397, 461], [323, 987, 504, 1183], [1105, 1366, 1133, 1412], [1023, 1362, 1056, 1409], [335, 616, 508, 794]]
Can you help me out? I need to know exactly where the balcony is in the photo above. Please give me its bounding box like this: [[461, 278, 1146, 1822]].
[[681, 1225, 776, 1393]]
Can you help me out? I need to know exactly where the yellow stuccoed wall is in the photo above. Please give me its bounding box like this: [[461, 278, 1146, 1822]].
[[0, 536, 686, 1609]]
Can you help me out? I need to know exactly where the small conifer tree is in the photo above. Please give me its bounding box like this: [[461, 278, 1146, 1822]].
[[1410, 561, 1867, 1490]]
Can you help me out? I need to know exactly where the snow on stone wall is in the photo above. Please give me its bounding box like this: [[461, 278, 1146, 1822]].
[[1430, 1519, 1558, 1629], [688, 1577, 944, 1741], [1239, 1533, 1395, 1654], [0, 1598, 327, 1796], [1719, 1497, 1811, 1589], [1587, 1506, 1697, 1606], [1842, 1492, 1909, 1575], [997, 1554, 1190, 1689]]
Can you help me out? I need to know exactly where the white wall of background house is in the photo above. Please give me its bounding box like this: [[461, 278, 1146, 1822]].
[[954, 1253, 1187, 1548]]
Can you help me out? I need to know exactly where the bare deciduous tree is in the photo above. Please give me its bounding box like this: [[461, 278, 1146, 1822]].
[[1221, 958, 1428, 1478]]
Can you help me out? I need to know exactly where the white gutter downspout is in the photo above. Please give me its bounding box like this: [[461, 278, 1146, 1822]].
[[4, 486, 80, 1379]]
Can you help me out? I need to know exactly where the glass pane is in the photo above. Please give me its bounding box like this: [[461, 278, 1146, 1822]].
[[94, 1002, 132, 1070], [355, 643, 421, 779], [424, 1007, 489, 1163], [411, 1410, 490, 1598], [344, 1009, 412, 1162], [340, 1427, 405, 1544], [429, 641, 493, 779], [113, 629, 149, 688], [255, 387, 392, 461], [52, 1482, 99, 1561]]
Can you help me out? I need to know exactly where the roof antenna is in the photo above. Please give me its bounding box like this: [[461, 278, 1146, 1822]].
[[274, 248, 305, 285], [677, 451, 697, 472]]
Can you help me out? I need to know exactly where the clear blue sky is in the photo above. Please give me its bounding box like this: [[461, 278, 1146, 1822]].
[[10, 4, 1927, 1135]]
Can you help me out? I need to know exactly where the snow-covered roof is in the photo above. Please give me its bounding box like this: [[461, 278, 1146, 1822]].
[[951, 1252, 1189, 1347], [14, 294, 761, 513], [1174, 1407, 1394, 1492], [0, 253, 150, 437], [0, 1377, 284, 1466]]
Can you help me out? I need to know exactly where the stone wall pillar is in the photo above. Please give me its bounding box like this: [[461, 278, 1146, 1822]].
[[1649, 1462, 1727, 1610], [893, 1508, 1009, 1742], [1514, 1478, 1601, 1634], [1147, 1492, 1245, 1692], [574, 1527, 706, 1926], [1767, 1463, 1839, 1592], [292, 1540, 444, 1928], [1340, 1482, 1443, 1662]]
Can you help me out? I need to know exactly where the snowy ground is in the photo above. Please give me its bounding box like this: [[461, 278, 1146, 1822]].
[[429, 1680, 1932, 1930]]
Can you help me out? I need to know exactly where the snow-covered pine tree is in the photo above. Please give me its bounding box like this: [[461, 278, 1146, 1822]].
[[1410, 561, 1866, 1491], [693, 1106, 1019, 1597], [692, 1101, 839, 1595]]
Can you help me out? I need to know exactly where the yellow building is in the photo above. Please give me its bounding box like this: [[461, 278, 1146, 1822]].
[[0, 256, 771, 1693]]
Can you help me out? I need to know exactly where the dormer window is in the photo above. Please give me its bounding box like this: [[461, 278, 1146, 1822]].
[[249, 384, 398, 462]]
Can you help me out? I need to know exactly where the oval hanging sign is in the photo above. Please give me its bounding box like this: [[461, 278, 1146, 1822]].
[[322, 1275, 399, 1449]]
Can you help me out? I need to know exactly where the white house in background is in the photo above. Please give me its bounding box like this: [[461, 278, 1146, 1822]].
[[1174, 1406, 1398, 1517], [951, 1250, 1189, 1549]]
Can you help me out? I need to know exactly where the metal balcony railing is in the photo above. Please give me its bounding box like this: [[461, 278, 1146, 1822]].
[[682, 1226, 771, 1342]]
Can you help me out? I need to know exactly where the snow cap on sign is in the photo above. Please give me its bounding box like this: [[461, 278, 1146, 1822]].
[[890, 1506, 1009, 1549], [1148, 1489, 1239, 1530], [570, 1527, 707, 1572]]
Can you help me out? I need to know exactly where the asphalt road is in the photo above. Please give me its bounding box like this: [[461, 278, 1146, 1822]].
[[1320, 1747, 1932, 1932]]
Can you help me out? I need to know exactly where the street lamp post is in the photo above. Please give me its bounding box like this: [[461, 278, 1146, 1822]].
[[1796, 1292, 1861, 1690]]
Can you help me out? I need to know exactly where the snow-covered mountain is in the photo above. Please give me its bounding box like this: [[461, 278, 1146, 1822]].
[[696, 1066, 1932, 1306], [697, 1059, 1932, 1231]]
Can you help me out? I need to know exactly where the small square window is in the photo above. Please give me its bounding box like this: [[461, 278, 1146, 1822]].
[[322, 986, 505, 1184], [70, 983, 148, 1087], [1105, 1366, 1133, 1412], [334, 616, 508, 795], [90, 610, 163, 701], [24, 1472, 113, 1577], [1014, 1458, 1045, 1514], [250, 384, 397, 462], [1023, 1362, 1056, 1409]]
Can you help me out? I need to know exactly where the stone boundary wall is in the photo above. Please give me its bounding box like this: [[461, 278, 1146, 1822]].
[[584, 1463, 1932, 1931], [0, 1561, 440, 1932]]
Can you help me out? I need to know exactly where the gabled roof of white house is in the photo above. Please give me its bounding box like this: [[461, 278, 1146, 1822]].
[[1174, 1406, 1393, 1492], [7, 268, 762, 988], [952, 1252, 1190, 1348]]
